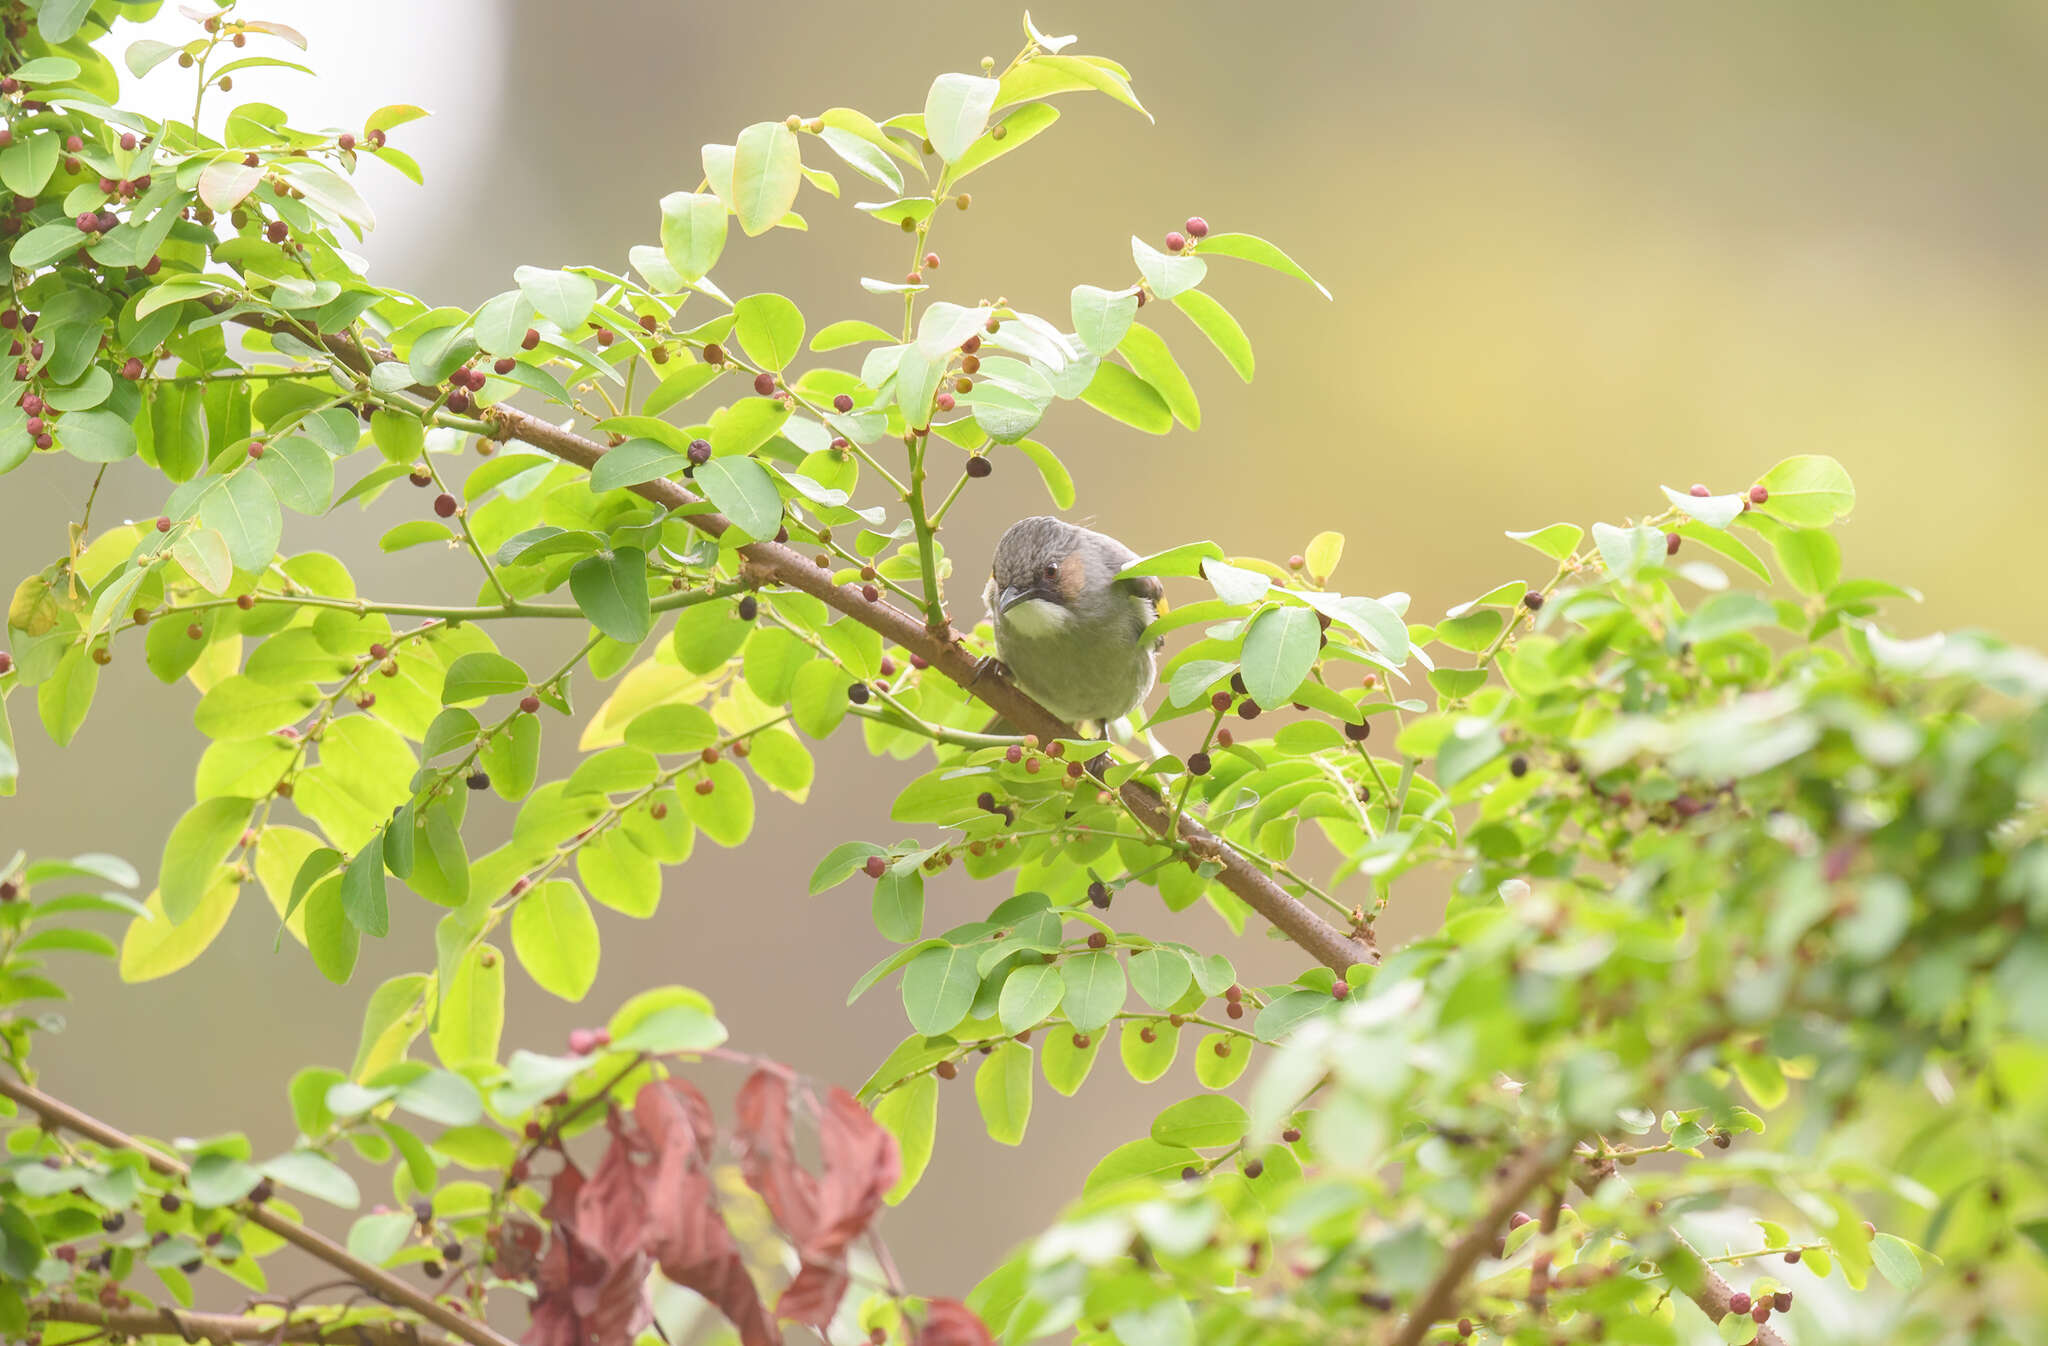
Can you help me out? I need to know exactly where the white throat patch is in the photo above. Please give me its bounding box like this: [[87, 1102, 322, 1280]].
[[1003, 598, 1070, 638]]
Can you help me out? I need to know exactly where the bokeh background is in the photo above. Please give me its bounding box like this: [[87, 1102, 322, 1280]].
[[5, 0, 2048, 1308]]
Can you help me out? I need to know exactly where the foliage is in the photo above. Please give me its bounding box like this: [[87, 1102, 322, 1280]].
[[0, 4, 2043, 1346]]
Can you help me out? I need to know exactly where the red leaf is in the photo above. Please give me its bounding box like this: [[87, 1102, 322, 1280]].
[[777, 1261, 852, 1326], [735, 1070, 820, 1245], [810, 1086, 900, 1254], [635, 1081, 780, 1346], [917, 1299, 995, 1346]]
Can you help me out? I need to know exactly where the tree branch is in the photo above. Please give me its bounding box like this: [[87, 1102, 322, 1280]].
[[0, 1074, 518, 1346], [249, 309, 1374, 972], [1390, 1139, 1567, 1346], [34, 1299, 452, 1345]]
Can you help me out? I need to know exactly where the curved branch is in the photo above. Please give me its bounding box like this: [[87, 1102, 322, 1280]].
[[34, 1299, 448, 1345], [248, 310, 1374, 972], [1390, 1139, 1567, 1346], [0, 1074, 517, 1346]]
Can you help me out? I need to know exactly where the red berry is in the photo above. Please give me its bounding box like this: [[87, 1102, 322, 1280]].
[[155, 515, 171, 532], [924, 251, 940, 268], [64, 135, 82, 153], [1086, 931, 1107, 949], [1728, 1293, 1751, 1315], [521, 328, 540, 350], [1748, 484, 1768, 504], [695, 778, 714, 795], [832, 393, 854, 412], [246, 440, 264, 459], [935, 1059, 957, 1080], [446, 390, 471, 413], [1165, 231, 1187, 252], [960, 334, 981, 354], [433, 493, 458, 517], [1185, 216, 1209, 238], [1331, 980, 1350, 1000], [935, 391, 955, 411], [753, 371, 776, 396], [519, 694, 540, 714], [1665, 531, 1681, 556], [568, 1028, 601, 1055], [863, 855, 888, 879], [1689, 483, 1710, 497], [494, 356, 515, 375], [1751, 1303, 1771, 1324]]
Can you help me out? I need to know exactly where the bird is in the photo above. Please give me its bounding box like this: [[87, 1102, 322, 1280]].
[[981, 516, 1164, 735]]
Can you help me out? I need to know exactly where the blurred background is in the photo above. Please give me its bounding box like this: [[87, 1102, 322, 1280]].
[[5, 0, 2048, 1309]]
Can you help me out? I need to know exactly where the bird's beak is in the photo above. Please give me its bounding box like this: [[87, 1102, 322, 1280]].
[[997, 585, 1028, 614]]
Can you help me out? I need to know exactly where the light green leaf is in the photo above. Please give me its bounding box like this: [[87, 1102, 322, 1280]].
[[1080, 361, 1170, 434], [923, 72, 1001, 162], [998, 961, 1064, 1034], [902, 943, 980, 1036], [874, 1073, 936, 1205], [1150, 1095, 1248, 1149], [1756, 455, 1855, 528], [441, 652, 528, 705], [1115, 324, 1199, 429], [1071, 284, 1139, 357], [510, 880, 601, 1001], [659, 191, 727, 281], [1132, 235, 1205, 301], [975, 1041, 1034, 1146], [734, 293, 805, 371], [731, 121, 802, 237], [569, 547, 652, 644], [1060, 950, 1127, 1033], [159, 796, 252, 925], [1171, 289, 1253, 381], [514, 266, 597, 331], [693, 456, 783, 541], [1195, 231, 1331, 299]]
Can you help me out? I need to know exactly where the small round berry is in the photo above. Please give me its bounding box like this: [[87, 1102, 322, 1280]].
[[466, 771, 490, 791], [687, 438, 712, 465], [1509, 755, 1528, 777], [1226, 1001, 1244, 1019], [155, 515, 172, 532], [1522, 591, 1545, 611], [434, 493, 458, 518], [494, 356, 516, 375], [1185, 216, 1209, 238], [446, 390, 471, 413], [1772, 1292, 1791, 1312], [1665, 531, 1681, 556], [1343, 719, 1371, 742], [1728, 1293, 1751, 1315], [1140, 1026, 1157, 1042], [934, 1059, 957, 1080], [1165, 231, 1187, 252], [1748, 484, 1769, 504], [1282, 1127, 1302, 1143], [521, 328, 540, 350], [160, 1193, 181, 1213], [832, 393, 854, 413], [861, 584, 880, 603], [1086, 931, 1107, 949], [1088, 881, 1111, 909], [1186, 750, 1211, 776], [736, 594, 759, 621], [753, 371, 776, 396], [265, 219, 288, 243], [1213, 1040, 1231, 1058], [235, 594, 255, 611], [1783, 1250, 1801, 1264], [519, 694, 541, 714], [863, 855, 889, 879], [1243, 1159, 1264, 1178], [1331, 980, 1351, 1000], [1071, 1032, 1090, 1048], [695, 778, 715, 795], [408, 467, 433, 487], [1751, 1303, 1771, 1325], [1236, 700, 1260, 721], [935, 391, 955, 412], [847, 682, 870, 704], [965, 455, 992, 479]]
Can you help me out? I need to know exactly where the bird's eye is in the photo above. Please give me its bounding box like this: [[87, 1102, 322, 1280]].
[[1042, 562, 1058, 578]]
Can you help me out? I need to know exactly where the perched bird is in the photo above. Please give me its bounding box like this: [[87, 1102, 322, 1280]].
[[982, 516, 1163, 732]]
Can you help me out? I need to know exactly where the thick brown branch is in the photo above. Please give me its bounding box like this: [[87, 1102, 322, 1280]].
[[489, 404, 1375, 971], [236, 308, 1371, 971], [0, 1074, 516, 1346], [1390, 1139, 1567, 1346], [35, 1299, 447, 1345]]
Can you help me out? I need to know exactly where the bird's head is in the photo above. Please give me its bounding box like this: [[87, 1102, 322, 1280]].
[[989, 516, 1090, 634]]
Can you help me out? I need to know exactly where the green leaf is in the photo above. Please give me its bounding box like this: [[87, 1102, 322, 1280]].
[[816, 128, 904, 195], [948, 101, 1060, 180], [659, 191, 727, 281], [1132, 236, 1205, 301], [302, 876, 358, 984], [511, 881, 600, 1000], [441, 652, 528, 705], [1756, 455, 1855, 527], [731, 121, 802, 237], [1150, 1095, 1249, 1149], [1169, 289, 1254, 383], [873, 1073, 936, 1205], [194, 470, 283, 573], [1119, 1018, 1178, 1083], [693, 456, 783, 541], [872, 865, 924, 943], [1116, 324, 1199, 429], [1771, 527, 1841, 596], [998, 962, 1064, 1034], [159, 796, 251, 925], [1041, 1025, 1101, 1096], [189, 1154, 262, 1209], [734, 293, 805, 371], [480, 712, 540, 800], [1080, 361, 1170, 434], [902, 943, 980, 1036], [346, 1210, 413, 1265], [1506, 523, 1582, 562], [340, 841, 388, 938], [1060, 950, 1127, 1033], [570, 547, 652, 644], [1194, 1033, 1250, 1088], [1869, 1233, 1923, 1292], [1071, 284, 1139, 356], [60, 409, 138, 463], [369, 410, 424, 464], [259, 1151, 359, 1209], [1195, 232, 1331, 299], [590, 438, 689, 493], [1128, 948, 1193, 1010], [1239, 606, 1320, 708], [1013, 438, 1075, 509], [1084, 1139, 1199, 1196], [812, 319, 896, 352], [514, 266, 597, 331], [924, 72, 1001, 161], [975, 1041, 1034, 1146], [254, 437, 334, 514]]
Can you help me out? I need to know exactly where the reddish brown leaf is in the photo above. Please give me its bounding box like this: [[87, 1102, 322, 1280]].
[[635, 1080, 780, 1346], [735, 1069, 821, 1245], [777, 1261, 852, 1326], [810, 1086, 900, 1253], [917, 1299, 995, 1346]]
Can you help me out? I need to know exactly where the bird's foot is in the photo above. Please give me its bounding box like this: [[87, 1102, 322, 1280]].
[[970, 655, 1007, 687]]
